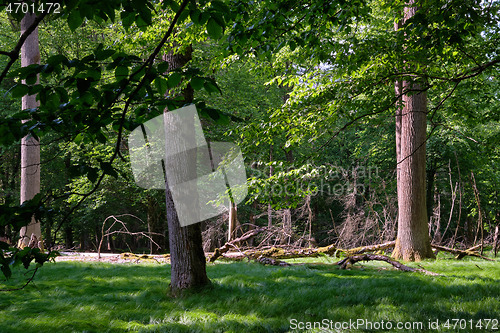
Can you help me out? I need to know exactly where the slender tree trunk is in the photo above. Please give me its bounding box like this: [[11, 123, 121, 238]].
[[227, 201, 238, 242], [392, 2, 435, 261], [163, 46, 209, 295], [18, 10, 42, 249], [426, 168, 436, 224], [394, 17, 403, 246], [267, 145, 273, 228]]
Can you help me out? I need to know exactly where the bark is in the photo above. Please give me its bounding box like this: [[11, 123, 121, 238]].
[[493, 225, 499, 257], [392, 2, 435, 261], [227, 201, 238, 242], [470, 172, 484, 253], [18, 10, 42, 249], [163, 46, 209, 295], [267, 145, 273, 228]]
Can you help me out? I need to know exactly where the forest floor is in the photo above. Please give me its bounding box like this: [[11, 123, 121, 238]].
[[1, 253, 499, 332]]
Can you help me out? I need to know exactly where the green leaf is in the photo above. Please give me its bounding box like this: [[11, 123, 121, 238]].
[[204, 79, 222, 94], [210, 11, 225, 28], [190, 76, 204, 91], [87, 68, 101, 81], [121, 11, 135, 31], [115, 66, 129, 80], [138, 6, 152, 25], [155, 77, 168, 96], [95, 49, 115, 61], [87, 167, 99, 183], [1, 264, 11, 280], [100, 162, 118, 179], [207, 18, 223, 39], [76, 78, 92, 93], [189, 9, 202, 25], [67, 10, 83, 32], [168, 72, 182, 88], [74, 133, 84, 144], [10, 84, 29, 98], [157, 61, 170, 73], [47, 54, 68, 66], [0, 241, 9, 250]]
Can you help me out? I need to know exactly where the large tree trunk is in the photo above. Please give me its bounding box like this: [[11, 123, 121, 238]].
[[392, 2, 435, 261], [18, 10, 42, 249], [163, 46, 209, 295]]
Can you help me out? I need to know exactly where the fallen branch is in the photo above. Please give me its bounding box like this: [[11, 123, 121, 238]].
[[211, 238, 496, 263], [336, 254, 440, 276], [343, 241, 396, 256], [209, 228, 266, 262], [255, 255, 291, 267], [431, 244, 495, 261], [465, 244, 483, 252]]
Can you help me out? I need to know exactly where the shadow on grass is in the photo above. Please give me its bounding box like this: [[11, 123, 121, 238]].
[[0, 259, 499, 332]]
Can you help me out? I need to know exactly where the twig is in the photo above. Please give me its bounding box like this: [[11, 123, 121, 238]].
[[0, 267, 39, 292]]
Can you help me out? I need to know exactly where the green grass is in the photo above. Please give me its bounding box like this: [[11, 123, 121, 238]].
[[0, 256, 499, 333]]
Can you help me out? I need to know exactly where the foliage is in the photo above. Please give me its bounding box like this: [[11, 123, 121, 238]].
[[0, 0, 499, 280]]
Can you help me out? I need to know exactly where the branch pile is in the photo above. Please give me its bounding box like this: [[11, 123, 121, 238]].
[[209, 229, 497, 262]]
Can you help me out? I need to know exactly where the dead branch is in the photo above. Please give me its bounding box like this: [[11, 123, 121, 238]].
[[255, 255, 291, 267], [431, 244, 495, 261], [336, 254, 440, 276], [465, 244, 483, 252], [210, 237, 497, 263], [343, 241, 396, 256], [98, 214, 162, 259], [209, 228, 267, 262]]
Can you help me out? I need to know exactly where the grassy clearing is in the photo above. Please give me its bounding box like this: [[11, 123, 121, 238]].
[[0, 255, 499, 333]]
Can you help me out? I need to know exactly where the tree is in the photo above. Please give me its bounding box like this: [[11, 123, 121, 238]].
[[163, 45, 210, 295], [18, 9, 42, 249], [225, 0, 499, 260], [391, 1, 435, 261]]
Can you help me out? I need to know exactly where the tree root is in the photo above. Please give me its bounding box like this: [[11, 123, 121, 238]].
[[336, 254, 440, 276]]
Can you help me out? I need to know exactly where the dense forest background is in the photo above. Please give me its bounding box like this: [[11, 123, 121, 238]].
[[0, 0, 499, 258]]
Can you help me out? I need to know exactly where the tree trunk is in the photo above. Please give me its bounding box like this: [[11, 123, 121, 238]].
[[18, 10, 42, 249], [163, 46, 209, 295], [267, 145, 273, 228], [392, 3, 435, 261], [228, 201, 238, 242]]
